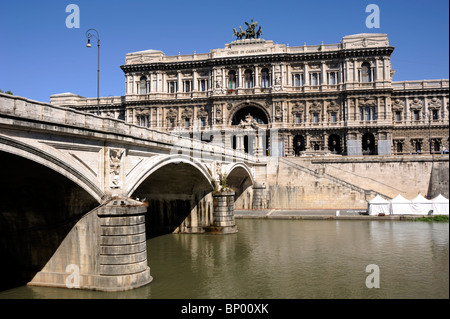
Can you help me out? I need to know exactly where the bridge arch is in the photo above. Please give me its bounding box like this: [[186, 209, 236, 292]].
[[0, 149, 100, 290], [225, 163, 255, 202], [0, 135, 104, 202], [127, 154, 215, 238], [126, 154, 214, 197]]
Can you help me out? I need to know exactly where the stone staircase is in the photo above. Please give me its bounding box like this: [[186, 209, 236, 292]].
[[279, 157, 392, 201]]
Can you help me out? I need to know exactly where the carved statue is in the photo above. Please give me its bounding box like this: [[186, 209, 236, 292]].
[[256, 26, 262, 39], [245, 20, 258, 39], [110, 149, 124, 187], [239, 113, 258, 129], [233, 27, 246, 40], [233, 20, 261, 40]]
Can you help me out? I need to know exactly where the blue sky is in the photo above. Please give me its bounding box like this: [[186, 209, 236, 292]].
[[0, 0, 448, 102]]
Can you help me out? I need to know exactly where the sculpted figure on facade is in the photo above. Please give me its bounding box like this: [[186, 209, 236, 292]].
[[110, 149, 124, 188]]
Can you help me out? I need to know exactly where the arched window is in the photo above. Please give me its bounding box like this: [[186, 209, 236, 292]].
[[244, 69, 254, 89], [228, 71, 237, 90], [139, 76, 147, 95], [361, 62, 372, 83], [261, 68, 270, 88]]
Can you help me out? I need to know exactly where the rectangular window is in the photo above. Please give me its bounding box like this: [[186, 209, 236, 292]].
[[201, 117, 206, 127], [311, 73, 319, 86], [365, 107, 371, 121], [199, 79, 207, 92], [432, 109, 439, 120], [295, 114, 302, 124], [395, 111, 402, 122], [313, 113, 319, 123], [170, 118, 175, 128], [331, 112, 337, 123], [293, 74, 303, 87], [414, 110, 420, 121], [184, 81, 191, 93], [185, 118, 190, 128], [328, 72, 336, 85], [371, 107, 376, 121], [168, 81, 176, 94], [360, 108, 364, 121]]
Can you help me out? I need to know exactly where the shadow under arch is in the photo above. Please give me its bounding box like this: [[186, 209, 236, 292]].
[[228, 101, 272, 126], [226, 163, 255, 203], [0, 135, 105, 202], [130, 155, 215, 238], [0, 151, 99, 291]]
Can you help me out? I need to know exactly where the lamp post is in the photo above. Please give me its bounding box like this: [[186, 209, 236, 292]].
[[86, 29, 100, 116]]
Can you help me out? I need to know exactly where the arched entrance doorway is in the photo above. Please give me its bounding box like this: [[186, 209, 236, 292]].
[[293, 135, 306, 156], [231, 105, 269, 125], [230, 104, 270, 156], [328, 134, 342, 154], [362, 133, 376, 155]]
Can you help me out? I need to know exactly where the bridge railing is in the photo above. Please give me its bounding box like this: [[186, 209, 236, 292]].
[[0, 93, 260, 165]]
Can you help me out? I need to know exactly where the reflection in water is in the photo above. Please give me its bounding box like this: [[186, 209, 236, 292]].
[[0, 220, 448, 299]]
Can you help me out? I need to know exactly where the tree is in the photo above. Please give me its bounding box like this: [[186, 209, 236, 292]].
[[0, 89, 13, 95]]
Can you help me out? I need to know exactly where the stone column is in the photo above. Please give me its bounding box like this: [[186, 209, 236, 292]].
[[321, 61, 326, 86], [177, 72, 182, 93], [192, 69, 198, 92], [212, 190, 237, 234], [304, 63, 309, 88], [238, 67, 242, 88], [161, 73, 166, 93], [353, 59, 358, 83]]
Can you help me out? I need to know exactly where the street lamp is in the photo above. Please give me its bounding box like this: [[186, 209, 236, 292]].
[[86, 29, 100, 116]]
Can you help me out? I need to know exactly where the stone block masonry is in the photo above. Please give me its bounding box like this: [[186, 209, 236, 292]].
[[211, 190, 238, 234], [28, 198, 153, 291]]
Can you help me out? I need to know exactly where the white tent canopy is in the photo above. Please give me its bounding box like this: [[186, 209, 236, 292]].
[[431, 194, 449, 215], [390, 194, 412, 215], [368, 195, 390, 215], [410, 194, 433, 215]]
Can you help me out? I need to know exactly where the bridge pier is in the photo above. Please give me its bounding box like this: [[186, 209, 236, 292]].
[[28, 198, 153, 291], [210, 190, 238, 234]]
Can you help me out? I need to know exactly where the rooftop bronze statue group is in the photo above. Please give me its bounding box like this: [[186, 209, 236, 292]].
[[233, 20, 262, 40]]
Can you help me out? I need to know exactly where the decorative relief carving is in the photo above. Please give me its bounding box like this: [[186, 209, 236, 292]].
[[392, 99, 404, 111], [109, 149, 124, 188], [428, 97, 441, 110], [275, 102, 282, 121], [359, 97, 377, 107], [291, 101, 305, 114], [216, 104, 223, 124], [197, 106, 208, 119], [327, 101, 340, 112], [181, 107, 193, 119], [309, 101, 322, 113], [166, 107, 177, 119], [409, 97, 423, 110]]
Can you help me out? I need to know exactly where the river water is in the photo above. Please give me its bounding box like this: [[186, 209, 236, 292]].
[[0, 219, 448, 299]]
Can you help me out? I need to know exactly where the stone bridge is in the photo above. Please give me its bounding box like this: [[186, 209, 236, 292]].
[[0, 93, 266, 291]]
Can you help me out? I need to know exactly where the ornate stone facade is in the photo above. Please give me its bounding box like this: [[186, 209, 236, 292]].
[[51, 33, 449, 156]]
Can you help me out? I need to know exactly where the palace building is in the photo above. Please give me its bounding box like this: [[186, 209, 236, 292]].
[[51, 31, 449, 157]]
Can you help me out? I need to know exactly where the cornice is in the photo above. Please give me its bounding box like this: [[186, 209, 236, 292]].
[[120, 47, 395, 73]]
